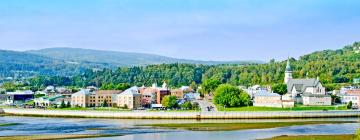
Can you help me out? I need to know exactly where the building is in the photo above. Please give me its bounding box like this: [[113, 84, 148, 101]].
[[302, 93, 331, 106], [341, 94, 360, 105], [184, 93, 201, 101], [34, 95, 70, 107], [156, 82, 171, 104], [253, 92, 283, 108], [284, 59, 328, 104], [116, 87, 141, 109], [88, 90, 121, 107], [71, 89, 121, 107], [171, 89, 184, 99], [5, 90, 34, 105], [71, 89, 91, 107]]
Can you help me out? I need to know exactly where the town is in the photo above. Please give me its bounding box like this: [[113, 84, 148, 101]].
[[1, 59, 359, 112]]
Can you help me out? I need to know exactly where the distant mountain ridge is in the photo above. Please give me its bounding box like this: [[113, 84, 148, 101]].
[[26, 47, 263, 67], [0, 48, 262, 79]]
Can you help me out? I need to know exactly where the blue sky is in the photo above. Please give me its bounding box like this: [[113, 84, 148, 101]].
[[0, 0, 359, 61]]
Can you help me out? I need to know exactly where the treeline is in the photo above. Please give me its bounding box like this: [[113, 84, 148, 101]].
[[26, 42, 360, 90]]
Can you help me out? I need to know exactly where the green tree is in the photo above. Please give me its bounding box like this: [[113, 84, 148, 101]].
[[213, 84, 250, 107], [66, 101, 71, 108], [347, 101, 353, 109], [60, 100, 66, 109], [181, 101, 193, 110], [103, 100, 108, 107], [190, 81, 197, 91], [201, 78, 221, 95], [161, 95, 178, 109], [271, 83, 288, 95]]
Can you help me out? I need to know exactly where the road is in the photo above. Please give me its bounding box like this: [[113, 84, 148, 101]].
[[194, 100, 217, 112]]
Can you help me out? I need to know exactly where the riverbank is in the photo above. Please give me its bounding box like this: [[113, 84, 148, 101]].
[[139, 121, 357, 131], [3, 108, 360, 119]]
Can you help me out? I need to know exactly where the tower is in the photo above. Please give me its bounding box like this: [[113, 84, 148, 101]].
[[284, 58, 293, 84]]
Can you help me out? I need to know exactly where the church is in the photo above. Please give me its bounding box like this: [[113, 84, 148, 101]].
[[283, 59, 331, 106]]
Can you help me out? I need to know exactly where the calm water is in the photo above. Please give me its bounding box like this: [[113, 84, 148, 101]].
[[0, 116, 359, 140]]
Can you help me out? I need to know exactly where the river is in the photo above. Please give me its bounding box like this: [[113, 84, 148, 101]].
[[0, 116, 359, 140]]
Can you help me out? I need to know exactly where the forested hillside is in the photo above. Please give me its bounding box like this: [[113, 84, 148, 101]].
[[27, 42, 360, 90]]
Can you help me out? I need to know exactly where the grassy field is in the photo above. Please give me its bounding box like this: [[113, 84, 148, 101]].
[[139, 121, 355, 131], [0, 134, 122, 140], [261, 135, 354, 140], [217, 105, 348, 111]]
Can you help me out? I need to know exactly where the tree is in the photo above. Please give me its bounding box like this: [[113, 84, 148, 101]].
[[213, 84, 250, 107], [66, 101, 71, 108], [181, 101, 193, 110], [102, 100, 108, 107], [271, 84, 288, 95], [190, 81, 197, 91], [161, 95, 178, 109], [60, 100, 66, 109], [123, 104, 128, 109], [201, 78, 221, 95], [347, 101, 353, 109]]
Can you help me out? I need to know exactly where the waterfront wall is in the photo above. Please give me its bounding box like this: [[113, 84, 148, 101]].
[[3, 108, 360, 119]]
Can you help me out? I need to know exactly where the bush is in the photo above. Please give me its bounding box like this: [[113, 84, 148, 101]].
[[161, 95, 178, 109], [347, 101, 353, 109]]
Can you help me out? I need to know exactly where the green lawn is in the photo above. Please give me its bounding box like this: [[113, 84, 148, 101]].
[[139, 121, 355, 131], [217, 105, 348, 111]]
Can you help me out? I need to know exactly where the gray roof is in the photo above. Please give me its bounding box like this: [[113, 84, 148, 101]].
[[253, 91, 280, 97], [302, 93, 330, 97], [287, 78, 321, 93]]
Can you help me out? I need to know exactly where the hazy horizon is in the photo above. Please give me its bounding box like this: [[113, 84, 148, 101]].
[[1, 0, 359, 61]]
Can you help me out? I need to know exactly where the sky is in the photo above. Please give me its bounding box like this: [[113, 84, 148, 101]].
[[0, 0, 359, 61]]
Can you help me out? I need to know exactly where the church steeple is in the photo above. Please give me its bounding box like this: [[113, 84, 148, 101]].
[[284, 58, 293, 84]]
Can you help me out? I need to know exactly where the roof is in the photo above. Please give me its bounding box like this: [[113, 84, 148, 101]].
[[119, 86, 141, 96], [95, 90, 122, 95], [6, 90, 34, 95], [253, 91, 280, 97], [287, 78, 321, 93], [302, 93, 330, 97], [72, 89, 91, 96]]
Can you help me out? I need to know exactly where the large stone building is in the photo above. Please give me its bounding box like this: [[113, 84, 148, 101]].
[[283, 59, 331, 105]]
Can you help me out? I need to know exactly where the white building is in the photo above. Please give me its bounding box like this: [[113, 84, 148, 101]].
[[302, 93, 331, 106], [253, 92, 283, 108]]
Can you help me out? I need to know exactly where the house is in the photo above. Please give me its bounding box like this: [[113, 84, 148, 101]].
[[284, 59, 328, 104], [5, 90, 34, 105], [171, 89, 184, 99], [184, 93, 201, 101], [302, 93, 331, 106], [341, 94, 360, 105], [253, 92, 283, 108], [116, 87, 141, 109]]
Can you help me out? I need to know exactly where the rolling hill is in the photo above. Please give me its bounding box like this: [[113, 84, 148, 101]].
[[0, 48, 262, 79]]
